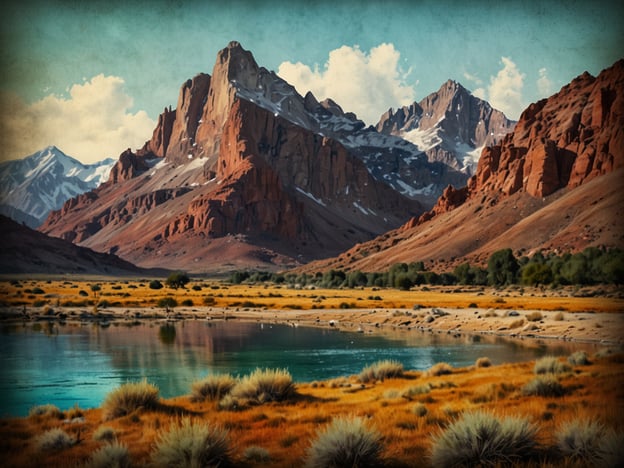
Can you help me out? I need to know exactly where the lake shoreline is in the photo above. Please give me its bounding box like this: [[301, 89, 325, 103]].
[[3, 304, 623, 348]]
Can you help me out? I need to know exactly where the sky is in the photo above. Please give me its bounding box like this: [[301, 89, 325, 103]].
[[1, 0, 622, 164]]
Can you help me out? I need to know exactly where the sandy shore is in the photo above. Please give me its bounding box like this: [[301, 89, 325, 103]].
[[4, 304, 623, 347]]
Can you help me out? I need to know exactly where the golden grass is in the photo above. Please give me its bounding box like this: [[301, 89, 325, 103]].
[[1, 279, 622, 313], [1, 354, 622, 467]]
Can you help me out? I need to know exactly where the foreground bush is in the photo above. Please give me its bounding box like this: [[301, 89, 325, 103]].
[[555, 419, 623, 465], [305, 416, 384, 468], [102, 380, 159, 420], [426, 362, 453, 377], [430, 411, 537, 467], [229, 368, 295, 404], [358, 360, 404, 383], [35, 428, 75, 451], [534, 356, 571, 375], [29, 403, 63, 419], [191, 373, 237, 402], [151, 418, 231, 467], [88, 442, 131, 468], [92, 426, 117, 442], [522, 375, 565, 397], [568, 350, 591, 366], [475, 357, 492, 368]]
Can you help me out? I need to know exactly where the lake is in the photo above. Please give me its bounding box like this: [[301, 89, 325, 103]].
[[0, 319, 592, 417]]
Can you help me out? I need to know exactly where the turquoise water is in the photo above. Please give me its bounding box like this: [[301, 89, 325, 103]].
[[0, 320, 588, 417]]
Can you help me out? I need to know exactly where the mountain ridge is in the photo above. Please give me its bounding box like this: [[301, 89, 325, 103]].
[[0, 146, 115, 227]]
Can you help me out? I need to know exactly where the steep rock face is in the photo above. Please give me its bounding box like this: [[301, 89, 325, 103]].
[[418, 59, 624, 222], [377, 80, 515, 174], [300, 59, 624, 274], [39, 42, 423, 271]]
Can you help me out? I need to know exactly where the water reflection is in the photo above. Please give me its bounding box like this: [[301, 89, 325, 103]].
[[0, 320, 597, 417]]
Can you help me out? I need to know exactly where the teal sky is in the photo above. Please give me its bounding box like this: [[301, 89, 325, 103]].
[[1, 0, 623, 163]]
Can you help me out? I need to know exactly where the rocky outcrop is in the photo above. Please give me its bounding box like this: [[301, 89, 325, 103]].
[[107, 149, 153, 184], [416, 59, 624, 223]]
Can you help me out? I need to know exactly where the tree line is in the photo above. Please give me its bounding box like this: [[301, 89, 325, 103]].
[[229, 247, 623, 289]]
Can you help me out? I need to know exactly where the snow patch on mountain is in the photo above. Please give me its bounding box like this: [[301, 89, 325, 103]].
[[0, 146, 115, 227]]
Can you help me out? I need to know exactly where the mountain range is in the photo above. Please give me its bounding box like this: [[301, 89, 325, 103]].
[[36, 41, 513, 273], [303, 59, 624, 273], [0, 146, 115, 228], [3, 42, 622, 275]]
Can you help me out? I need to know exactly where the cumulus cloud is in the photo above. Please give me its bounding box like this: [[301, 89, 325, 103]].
[[0, 75, 155, 164], [278, 43, 415, 125], [537, 67, 554, 97], [487, 57, 526, 120]]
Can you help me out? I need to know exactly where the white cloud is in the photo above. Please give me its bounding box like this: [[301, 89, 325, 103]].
[[537, 67, 554, 97], [0, 75, 155, 164], [486, 57, 526, 120], [463, 71, 483, 85], [278, 43, 415, 125]]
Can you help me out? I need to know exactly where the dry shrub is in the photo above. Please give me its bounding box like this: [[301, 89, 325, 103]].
[[401, 384, 431, 400], [358, 360, 404, 383], [430, 411, 537, 467], [243, 445, 271, 463], [88, 441, 131, 468], [151, 418, 231, 467], [412, 403, 428, 417], [305, 416, 384, 468], [553, 311, 565, 321], [102, 380, 159, 420], [509, 319, 525, 329], [598, 430, 624, 467], [475, 357, 492, 368], [35, 428, 75, 451], [92, 426, 117, 442], [522, 375, 565, 397], [29, 404, 63, 419], [229, 368, 295, 404], [534, 356, 571, 375], [191, 373, 237, 401], [426, 362, 453, 377], [526, 311, 543, 322], [484, 309, 498, 318], [568, 350, 591, 366], [556, 419, 606, 465]]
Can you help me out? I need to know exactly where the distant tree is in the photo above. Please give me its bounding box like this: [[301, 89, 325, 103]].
[[166, 272, 190, 289], [90, 284, 101, 300], [521, 262, 553, 286], [487, 249, 519, 286], [149, 280, 163, 290]]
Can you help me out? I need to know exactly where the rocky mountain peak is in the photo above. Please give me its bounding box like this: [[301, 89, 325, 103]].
[[376, 79, 515, 174]]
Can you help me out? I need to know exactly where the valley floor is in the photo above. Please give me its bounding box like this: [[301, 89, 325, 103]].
[[0, 281, 623, 466]]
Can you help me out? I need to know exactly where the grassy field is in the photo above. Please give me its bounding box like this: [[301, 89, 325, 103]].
[[1, 278, 623, 466], [0, 353, 622, 467], [1, 278, 622, 313]]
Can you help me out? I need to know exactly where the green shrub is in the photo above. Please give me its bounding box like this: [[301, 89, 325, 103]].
[[92, 426, 116, 442], [426, 362, 453, 377], [157, 297, 177, 311], [151, 418, 231, 467], [165, 271, 190, 289], [181, 299, 193, 307], [358, 360, 404, 383], [430, 411, 537, 467], [102, 380, 159, 420], [149, 280, 163, 290], [522, 375, 565, 397], [35, 428, 75, 451], [229, 368, 295, 404], [568, 350, 591, 366], [191, 374, 237, 402], [305, 416, 384, 468], [29, 403, 63, 419], [534, 356, 571, 375], [88, 442, 131, 468], [556, 419, 605, 464]]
